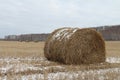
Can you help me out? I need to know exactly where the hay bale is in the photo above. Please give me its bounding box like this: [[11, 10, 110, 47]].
[[44, 27, 106, 64]]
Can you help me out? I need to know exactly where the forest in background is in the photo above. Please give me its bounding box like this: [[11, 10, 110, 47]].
[[3, 25, 120, 41]]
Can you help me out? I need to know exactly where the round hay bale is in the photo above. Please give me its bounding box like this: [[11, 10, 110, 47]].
[[44, 27, 106, 64]]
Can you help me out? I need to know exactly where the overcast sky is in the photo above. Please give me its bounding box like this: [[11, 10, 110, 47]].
[[0, 0, 120, 38]]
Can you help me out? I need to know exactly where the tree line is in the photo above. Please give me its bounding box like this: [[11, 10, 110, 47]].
[[94, 25, 120, 41], [4, 34, 49, 42], [3, 25, 120, 41]]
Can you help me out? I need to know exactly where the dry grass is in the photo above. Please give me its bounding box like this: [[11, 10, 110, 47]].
[[0, 41, 119, 80], [106, 41, 120, 57], [0, 41, 119, 58], [0, 41, 44, 58]]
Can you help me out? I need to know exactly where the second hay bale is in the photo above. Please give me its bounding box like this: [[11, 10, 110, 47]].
[[44, 27, 106, 64]]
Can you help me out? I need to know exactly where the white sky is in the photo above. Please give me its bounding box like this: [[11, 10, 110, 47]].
[[0, 0, 120, 38]]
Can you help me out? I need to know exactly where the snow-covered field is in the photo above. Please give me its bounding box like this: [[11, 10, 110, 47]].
[[0, 57, 120, 80], [0, 41, 119, 80]]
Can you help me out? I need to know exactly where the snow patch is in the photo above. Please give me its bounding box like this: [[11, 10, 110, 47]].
[[52, 28, 78, 41], [11, 68, 120, 80], [106, 57, 120, 63], [0, 65, 13, 74]]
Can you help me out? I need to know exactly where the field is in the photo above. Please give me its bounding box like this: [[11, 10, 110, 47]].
[[0, 41, 120, 80]]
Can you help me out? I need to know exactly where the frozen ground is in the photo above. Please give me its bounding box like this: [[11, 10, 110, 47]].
[[0, 57, 119, 80]]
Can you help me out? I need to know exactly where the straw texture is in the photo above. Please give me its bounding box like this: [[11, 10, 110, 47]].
[[44, 27, 106, 64]]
